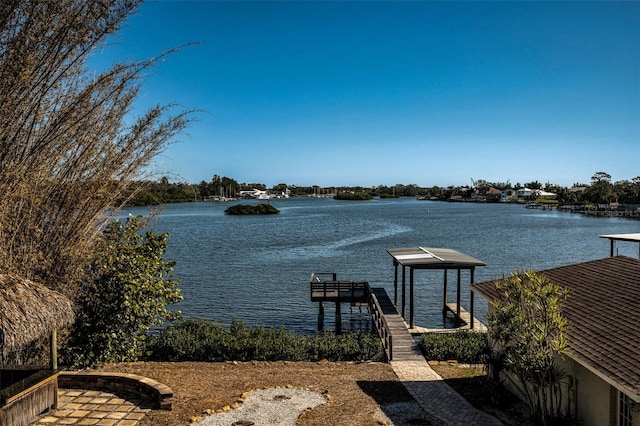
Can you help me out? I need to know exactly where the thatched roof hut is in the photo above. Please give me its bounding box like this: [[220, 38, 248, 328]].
[[0, 275, 74, 356]]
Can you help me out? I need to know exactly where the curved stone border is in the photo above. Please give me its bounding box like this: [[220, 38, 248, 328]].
[[58, 370, 174, 410]]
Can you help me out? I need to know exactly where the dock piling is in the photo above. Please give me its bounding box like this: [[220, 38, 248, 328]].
[[318, 302, 324, 331]]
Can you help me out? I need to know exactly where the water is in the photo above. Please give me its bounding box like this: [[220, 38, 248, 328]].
[[120, 198, 639, 333]]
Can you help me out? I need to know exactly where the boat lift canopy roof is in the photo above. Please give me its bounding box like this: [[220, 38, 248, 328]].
[[387, 247, 486, 269], [599, 233, 640, 258], [387, 247, 486, 330]]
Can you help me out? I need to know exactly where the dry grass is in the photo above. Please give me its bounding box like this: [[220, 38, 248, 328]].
[[98, 361, 415, 426], [97, 360, 530, 425]]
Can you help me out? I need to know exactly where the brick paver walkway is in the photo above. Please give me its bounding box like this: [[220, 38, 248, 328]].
[[370, 286, 502, 425], [392, 360, 503, 426], [30, 389, 151, 426]]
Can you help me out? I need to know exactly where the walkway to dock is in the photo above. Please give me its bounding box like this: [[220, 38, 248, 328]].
[[369, 287, 503, 426]]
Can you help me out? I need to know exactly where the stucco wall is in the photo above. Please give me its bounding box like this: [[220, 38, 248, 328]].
[[558, 354, 615, 426]]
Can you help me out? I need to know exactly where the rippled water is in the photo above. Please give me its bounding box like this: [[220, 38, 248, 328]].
[[120, 198, 639, 333]]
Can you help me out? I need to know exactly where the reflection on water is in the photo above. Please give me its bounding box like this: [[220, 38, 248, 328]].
[[120, 198, 638, 333]]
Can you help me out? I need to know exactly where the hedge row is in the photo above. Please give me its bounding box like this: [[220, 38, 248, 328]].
[[145, 319, 385, 362], [419, 330, 488, 364]]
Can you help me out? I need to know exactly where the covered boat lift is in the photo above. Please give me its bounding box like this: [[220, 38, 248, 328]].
[[387, 247, 486, 331], [599, 233, 640, 258]]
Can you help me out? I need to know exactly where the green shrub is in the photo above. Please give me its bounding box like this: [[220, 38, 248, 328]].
[[310, 331, 384, 361], [62, 216, 182, 368], [145, 319, 385, 362], [419, 330, 488, 364]]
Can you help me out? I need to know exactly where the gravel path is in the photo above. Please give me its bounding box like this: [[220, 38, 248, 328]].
[[192, 387, 326, 426], [191, 386, 435, 426]]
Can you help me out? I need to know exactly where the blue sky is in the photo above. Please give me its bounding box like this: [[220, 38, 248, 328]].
[[93, 1, 640, 188]]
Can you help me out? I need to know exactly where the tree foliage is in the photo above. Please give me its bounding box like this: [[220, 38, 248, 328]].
[[0, 0, 190, 296], [224, 203, 280, 215], [63, 216, 182, 367], [487, 270, 571, 425], [199, 174, 240, 198], [334, 192, 373, 200], [131, 179, 199, 205]]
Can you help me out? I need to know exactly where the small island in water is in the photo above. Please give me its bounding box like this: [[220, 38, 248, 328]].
[[225, 203, 280, 215], [334, 192, 373, 200]]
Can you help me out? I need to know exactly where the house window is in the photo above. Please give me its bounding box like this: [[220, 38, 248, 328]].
[[619, 392, 632, 426]]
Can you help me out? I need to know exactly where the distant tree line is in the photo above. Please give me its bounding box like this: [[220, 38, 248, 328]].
[[127, 172, 640, 208]]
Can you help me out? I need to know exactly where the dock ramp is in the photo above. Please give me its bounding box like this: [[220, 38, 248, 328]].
[[368, 287, 422, 362]]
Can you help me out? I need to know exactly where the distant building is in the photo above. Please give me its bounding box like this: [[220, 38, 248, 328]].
[[516, 187, 556, 200], [486, 187, 502, 202], [535, 189, 557, 200], [500, 188, 518, 202], [516, 187, 536, 199]]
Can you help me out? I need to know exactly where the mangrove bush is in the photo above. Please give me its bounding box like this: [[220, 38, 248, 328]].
[[225, 204, 280, 215], [145, 319, 385, 362], [419, 330, 489, 364]]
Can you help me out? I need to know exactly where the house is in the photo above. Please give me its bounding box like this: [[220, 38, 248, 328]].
[[536, 189, 557, 200], [500, 188, 518, 202], [516, 187, 557, 200], [471, 256, 640, 426], [486, 187, 502, 202], [516, 187, 536, 199]]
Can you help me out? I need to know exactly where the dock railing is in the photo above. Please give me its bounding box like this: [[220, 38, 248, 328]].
[[368, 290, 393, 361], [309, 273, 369, 303], [308, 274, 397, 360]]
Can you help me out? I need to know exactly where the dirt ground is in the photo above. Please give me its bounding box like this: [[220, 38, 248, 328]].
[[96, 360, 530, 425], [97, 360, 417, 426]]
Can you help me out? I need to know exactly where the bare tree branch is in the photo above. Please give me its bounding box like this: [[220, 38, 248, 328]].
[[0, 0, 192, 295]]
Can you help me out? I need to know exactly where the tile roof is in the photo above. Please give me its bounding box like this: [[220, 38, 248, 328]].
[[471, 256, 640, 402]]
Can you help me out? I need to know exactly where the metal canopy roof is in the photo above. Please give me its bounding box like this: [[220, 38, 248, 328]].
[[599, 233, 640, 242], [387, 247, 486, 330], [599, 233, 640, 257], [387, 247, 486, 269]]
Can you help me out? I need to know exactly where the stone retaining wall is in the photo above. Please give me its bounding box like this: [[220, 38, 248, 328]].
[[59, 371, 173, 410]]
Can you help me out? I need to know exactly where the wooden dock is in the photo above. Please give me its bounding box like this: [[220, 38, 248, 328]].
[[309, 273, 369, 332], [309, 275, 368, 303], [369, 287, 423, 361], [445, 302, 487, 332], [309, 272, 485, 360]]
